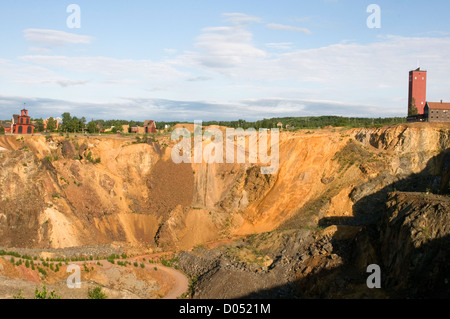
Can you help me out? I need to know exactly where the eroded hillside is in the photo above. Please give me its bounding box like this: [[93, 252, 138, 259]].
[[0, 123, 449, 253]]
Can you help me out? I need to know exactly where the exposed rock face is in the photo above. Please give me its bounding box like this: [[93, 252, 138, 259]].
[[61, 140, 76, 159], [0, 123, 449, 257], [177, 192, 450, 299], [381, 192, 450, 298]]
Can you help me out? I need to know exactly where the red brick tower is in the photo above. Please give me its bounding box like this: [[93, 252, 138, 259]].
[[14, 109, 34, 134], [408, 68, 427, 116]]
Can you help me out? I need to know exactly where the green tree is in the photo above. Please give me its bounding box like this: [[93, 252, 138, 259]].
[[34, 119, 45, 132], [0, 126, 4, 135], [409, 98, 418, 116], [46, 117, 57, 132], [79, 117, 86, 133], [70, 117, 80, 133], [87, 120, 97, 134], [61, 113, 72, 132]]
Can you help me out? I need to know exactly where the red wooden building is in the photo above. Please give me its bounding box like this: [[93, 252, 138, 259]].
[[0, 122, 11, 133], [12, 109, 34, 134]]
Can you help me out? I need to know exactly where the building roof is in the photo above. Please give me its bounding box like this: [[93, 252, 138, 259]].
[[144, 120, 156, 127], [1, 123, 11, 128], [12, 115, 19, 123], [427, 102, 450, 110], [411, 67, 426, 72]]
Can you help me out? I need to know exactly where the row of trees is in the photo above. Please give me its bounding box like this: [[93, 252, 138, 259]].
[[23, 114, 407, 134], [166, 116, 407, 130], [30, 113, 146, 134], [34, 118, 58, 132]]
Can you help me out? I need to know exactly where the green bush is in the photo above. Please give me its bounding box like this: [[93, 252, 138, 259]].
[[37, 267, 47, 277], [34, 285, 61, 299], [13, 290, 25, 299], [88, 287, 107, 299]]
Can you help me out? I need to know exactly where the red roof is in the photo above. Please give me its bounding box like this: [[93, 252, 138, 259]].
[[427, 102, 450, 110]]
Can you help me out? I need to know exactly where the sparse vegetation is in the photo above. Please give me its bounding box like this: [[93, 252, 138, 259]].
[[34, 285, 61, 299], [45, 155, 59, 162], [37, 267, 47, 277], [333, 139, 373, 173], [13, 290, 26, 299], [160, 257, 179, 268], [88, 286, 108, 299]]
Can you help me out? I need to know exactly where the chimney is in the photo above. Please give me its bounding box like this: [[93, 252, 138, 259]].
[[441, 100, 443, 103]]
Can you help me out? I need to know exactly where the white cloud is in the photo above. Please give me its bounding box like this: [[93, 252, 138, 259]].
[[28, 46, 52, 53], [164, 48, 177, 55], [55, 80, 89, 88], [265, 42, 294, 50], [0, 94, 398, 121], [194, 25, 267, 68], [18, 55, 186, 81], [223, 13, 263, 25], [23, 29, 93, 46], [3, 16, 450, 120], [187, 76, 213, 82], [266, 23, 312, 34], [293, 17, 311, 23]]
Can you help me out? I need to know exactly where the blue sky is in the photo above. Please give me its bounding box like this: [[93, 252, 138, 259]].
[[1, 0, 450, 121]]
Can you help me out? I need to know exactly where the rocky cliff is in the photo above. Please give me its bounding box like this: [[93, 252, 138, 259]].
[[0, 123, 449, 258], [177, 192, 449, 299]]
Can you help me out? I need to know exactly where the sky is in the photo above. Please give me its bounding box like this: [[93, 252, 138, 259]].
[[1, 0, 450, 121]]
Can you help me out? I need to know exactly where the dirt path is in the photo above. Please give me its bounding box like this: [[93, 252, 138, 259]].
[[62, 258, 190, 299], [156, 264, 189, 299], [0, 255, 189, 299]]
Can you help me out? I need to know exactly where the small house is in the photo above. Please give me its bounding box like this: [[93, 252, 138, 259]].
[[425, 101, 450, 123], [144, 120, 157, 134]]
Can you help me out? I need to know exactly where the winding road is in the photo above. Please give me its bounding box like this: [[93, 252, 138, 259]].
[[1, 254, 190, 299], [156, 264, 189, 299]]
